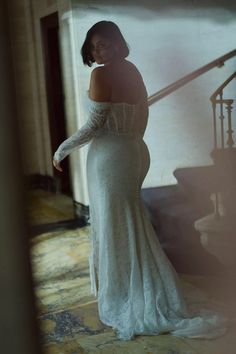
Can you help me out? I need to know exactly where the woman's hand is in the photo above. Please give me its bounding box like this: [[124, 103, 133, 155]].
[[53, 159, 63, 172]]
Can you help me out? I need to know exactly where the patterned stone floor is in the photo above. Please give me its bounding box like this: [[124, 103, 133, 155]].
[[28, 189, 236, 354], [27, 189, 74, 225]]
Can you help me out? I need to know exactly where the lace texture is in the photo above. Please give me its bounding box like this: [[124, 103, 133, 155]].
[[54, 96, 231, 341], [85, 99, 231, 341], [53, 100, 111, 162]]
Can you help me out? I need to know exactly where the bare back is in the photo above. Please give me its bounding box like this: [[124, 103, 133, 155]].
[[105, 60, 147, 104], [89, 60, 147, 104]]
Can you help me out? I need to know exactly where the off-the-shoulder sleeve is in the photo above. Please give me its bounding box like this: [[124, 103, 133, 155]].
[[53, 100, 110, 162]]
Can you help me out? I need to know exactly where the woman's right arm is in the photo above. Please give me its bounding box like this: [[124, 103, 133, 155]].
[[53, 68, 110, 165], [53, 100, 110, 164]]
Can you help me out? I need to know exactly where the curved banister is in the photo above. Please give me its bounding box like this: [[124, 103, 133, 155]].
[[210, 71, 236, 102], [148, 49, 236, 107]]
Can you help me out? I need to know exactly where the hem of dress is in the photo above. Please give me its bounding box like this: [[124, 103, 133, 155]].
[[89, 254, 98, 297]]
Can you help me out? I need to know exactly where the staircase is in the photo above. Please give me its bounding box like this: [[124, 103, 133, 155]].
[[141, 167, 224, 276], [143, 50, 236, 276], [194, 71, 236, 272]]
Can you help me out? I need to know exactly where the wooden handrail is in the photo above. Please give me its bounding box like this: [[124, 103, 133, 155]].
[[210, 71, 236, 102], [148, 49, 236, 107]]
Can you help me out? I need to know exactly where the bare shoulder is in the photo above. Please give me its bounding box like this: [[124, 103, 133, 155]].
[[124, 59, 139, 70], [123, 60, 147, 96], [90, 66, 110, 85], [91, 65, 106, 77], [123, 60, 143, 77], [89, 66, 110, 102], [104, 60, 144, 86]]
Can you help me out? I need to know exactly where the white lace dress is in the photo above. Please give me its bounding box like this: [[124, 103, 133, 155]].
[[54, 95, 230, 341]]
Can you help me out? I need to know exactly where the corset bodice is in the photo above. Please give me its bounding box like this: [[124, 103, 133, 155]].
[[87, 96, 149, 138]]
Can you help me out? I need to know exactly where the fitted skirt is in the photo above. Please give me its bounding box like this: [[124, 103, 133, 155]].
[[86, 133, 229, 341]]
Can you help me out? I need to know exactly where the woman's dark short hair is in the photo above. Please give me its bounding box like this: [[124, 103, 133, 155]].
[[81, 21, 129, 67]]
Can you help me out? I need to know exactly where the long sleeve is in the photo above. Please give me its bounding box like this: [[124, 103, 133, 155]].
[[53, 100, 110, 162]]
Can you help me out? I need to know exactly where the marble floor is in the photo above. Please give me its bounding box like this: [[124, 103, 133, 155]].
[[27, 189, 75, 225], [28, 189, 236, 354]]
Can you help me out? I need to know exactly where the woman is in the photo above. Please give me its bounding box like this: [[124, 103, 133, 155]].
[[53, 21, 229, 340]]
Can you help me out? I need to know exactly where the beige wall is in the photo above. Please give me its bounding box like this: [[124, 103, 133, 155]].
[[7, 0, 236, 205], [7, 0, 89, 204], [7, 0, 55, 175], [8, 0, 38, 174]]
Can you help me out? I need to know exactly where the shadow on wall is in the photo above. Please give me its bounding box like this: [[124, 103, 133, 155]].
[[73, 0, 236, 23]]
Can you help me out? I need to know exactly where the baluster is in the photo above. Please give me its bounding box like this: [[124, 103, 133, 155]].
[[212, 102, 217, 149], [225, 99, 234, 148], [212, 101, 220, 218], [214, 192, 220, 219], [219, 92, 225, 148]]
